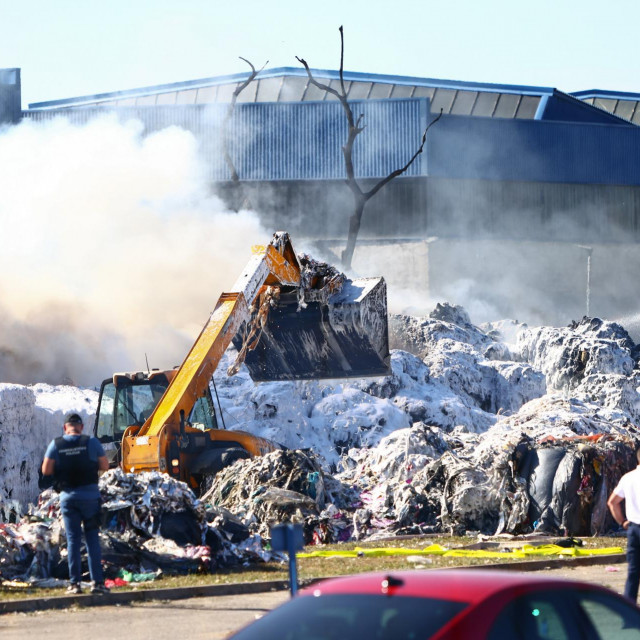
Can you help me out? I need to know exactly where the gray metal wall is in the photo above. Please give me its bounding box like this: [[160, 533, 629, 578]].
[[219, 177, 640, 245], [425, 178, 640, 243]]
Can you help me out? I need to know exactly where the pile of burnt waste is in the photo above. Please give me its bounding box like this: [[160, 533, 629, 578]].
[[3, 304, 640, 583], [204, 434, 636, 544], [0, 469, 280, 584], [206, 305, 640, 541]]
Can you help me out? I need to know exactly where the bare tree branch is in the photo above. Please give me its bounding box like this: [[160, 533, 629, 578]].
[[365, 109, 443, 200], [338, 25, 347, 97], [296, 56, 342, 100], [298, 27, 440, 268], [232, 57, 268, 99], [222, 57, 267, 209]]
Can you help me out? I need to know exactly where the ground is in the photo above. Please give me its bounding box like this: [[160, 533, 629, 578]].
[[1, 563, 631, 639]]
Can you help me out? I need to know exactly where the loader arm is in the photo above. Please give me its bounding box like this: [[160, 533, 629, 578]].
[[140, 292, 248, 438], [139, 235, 300, 438], [121, 234, 301, 472]]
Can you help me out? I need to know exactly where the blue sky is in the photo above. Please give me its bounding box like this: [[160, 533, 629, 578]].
[[2, 0, 639, 107]]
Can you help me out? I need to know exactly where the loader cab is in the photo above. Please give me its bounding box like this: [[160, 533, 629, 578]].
[[94, 369, 218, 466]]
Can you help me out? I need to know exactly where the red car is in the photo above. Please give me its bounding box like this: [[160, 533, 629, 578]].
[[227, 569, 640, 639]]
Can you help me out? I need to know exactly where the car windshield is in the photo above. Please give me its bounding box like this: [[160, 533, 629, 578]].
[[230, 593, 469, 640]]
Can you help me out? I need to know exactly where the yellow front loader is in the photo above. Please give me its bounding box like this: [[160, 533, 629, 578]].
[[92, 232, 389, 491]]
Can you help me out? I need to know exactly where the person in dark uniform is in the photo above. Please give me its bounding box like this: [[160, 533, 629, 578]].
[[41, 412, 110, 595]]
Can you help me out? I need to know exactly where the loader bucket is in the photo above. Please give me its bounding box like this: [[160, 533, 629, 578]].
[[233, 276, 390, 381]]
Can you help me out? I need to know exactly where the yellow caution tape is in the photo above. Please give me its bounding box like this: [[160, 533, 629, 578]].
[[0, 580, 31, 589], [297, 544, 624, 559]]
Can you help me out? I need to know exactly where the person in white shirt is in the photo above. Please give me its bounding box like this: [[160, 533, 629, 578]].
[[608, 448, 640, 602]]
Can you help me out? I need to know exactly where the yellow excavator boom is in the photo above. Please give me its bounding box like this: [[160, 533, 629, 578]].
[[122, 234, 302, 474]]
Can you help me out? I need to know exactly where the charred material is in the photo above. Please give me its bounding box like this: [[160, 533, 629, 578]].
[[234, 265, 390, 381]]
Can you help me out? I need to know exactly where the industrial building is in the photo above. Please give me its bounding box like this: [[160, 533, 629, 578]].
[[3, 67, 640, 325]]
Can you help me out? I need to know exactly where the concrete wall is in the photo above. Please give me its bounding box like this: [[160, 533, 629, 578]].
[[318, 239, 431, 316], [335, 238, 640, 333]]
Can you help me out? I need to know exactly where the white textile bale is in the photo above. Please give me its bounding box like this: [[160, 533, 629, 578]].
[[0, 383, 97, 518], [0, 384, 38, 517]]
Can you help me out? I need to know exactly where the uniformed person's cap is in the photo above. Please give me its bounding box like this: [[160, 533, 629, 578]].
[[64, 413, 83, 425]]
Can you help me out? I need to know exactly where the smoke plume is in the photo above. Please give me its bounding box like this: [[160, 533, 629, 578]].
[[0, 115, 267, 387]]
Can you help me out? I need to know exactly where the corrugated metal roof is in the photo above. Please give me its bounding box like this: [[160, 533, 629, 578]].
[[570, 89, 640, 124], [25, 65, 640, 128], [572, 89, 640, 101], [29, 67, 636, 127], [27, 67, 556, 111], [537, 90, 634, 126]]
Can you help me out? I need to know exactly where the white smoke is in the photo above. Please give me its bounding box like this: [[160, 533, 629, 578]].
[[0, 115, 267, 386]]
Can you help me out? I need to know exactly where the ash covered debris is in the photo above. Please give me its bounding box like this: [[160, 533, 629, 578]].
[[3, 304, 640, 581], [476, 432, 637, 536], [0, 468, 281, 584], [200, 431, 636, 543], [297, 253, 345, 305], [207, 304, 640, 539], [517, 317, 638, 393], [201, 449, 366, 545]]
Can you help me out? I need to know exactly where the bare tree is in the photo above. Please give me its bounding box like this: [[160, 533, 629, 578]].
[[222, 57, 267, 212], [297, 27, 442, 270]]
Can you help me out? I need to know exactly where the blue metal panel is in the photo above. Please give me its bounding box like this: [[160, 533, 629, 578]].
[[427, 115, 640, 185], [23, 99, 428, 181], [226, 99, 426, 180], [534, 95, 549, 120], [24, 105, 230, 179], [537, 91, 633, 126], [0, 68, 21, 125]]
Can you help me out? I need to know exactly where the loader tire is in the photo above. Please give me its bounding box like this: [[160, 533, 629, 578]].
[[217, 446, 250, 469], [196, 446, 250, 495]]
